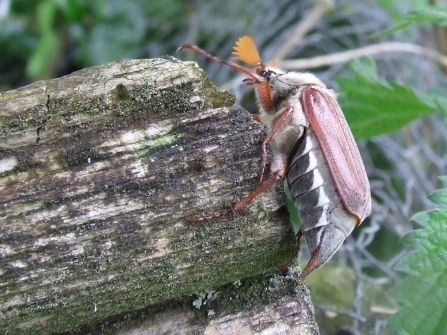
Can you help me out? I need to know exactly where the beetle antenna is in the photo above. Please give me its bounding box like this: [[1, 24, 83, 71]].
[[180, 44, 265, 83]]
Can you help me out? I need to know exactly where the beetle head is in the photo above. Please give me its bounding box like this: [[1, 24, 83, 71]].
[[266, 70, 326, 96]]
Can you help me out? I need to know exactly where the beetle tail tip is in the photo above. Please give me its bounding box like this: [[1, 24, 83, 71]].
[[300, 224, 348, 278]]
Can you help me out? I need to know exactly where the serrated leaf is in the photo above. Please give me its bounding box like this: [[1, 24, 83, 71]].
[[428, 189, 447, 207], [388, 180, 447, 335], [374, 7, 447, 38], [394, 239, 447, 275], [390, 273, 443, 304], [399, 229, 439, 252], [411, 209, 447, 228], [337, 59, 435, 139], [388, 296, 447, 335]]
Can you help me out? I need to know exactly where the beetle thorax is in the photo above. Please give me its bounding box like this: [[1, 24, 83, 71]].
[[255, 68, 328, 114], [255, 69, 323, 127]]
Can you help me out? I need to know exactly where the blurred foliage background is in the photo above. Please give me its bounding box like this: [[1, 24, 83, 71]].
[[2, 0, 447, 334]]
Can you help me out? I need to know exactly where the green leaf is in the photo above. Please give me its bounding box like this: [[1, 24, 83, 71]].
[[26, 32, 60, 79], [426, 88, 447, 118], [411, 209, 447, 228], [388, 178, 447, 335], [26, 0, 60, 79], [428, 189, 447, 207], [376, 0, 431, 21], [374, 7, 447, 38], [337, 58, 436, 139], [77, 0, 148, 65]]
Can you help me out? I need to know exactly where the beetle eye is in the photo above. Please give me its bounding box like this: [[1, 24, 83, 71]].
[[262, 70, 277, 80]]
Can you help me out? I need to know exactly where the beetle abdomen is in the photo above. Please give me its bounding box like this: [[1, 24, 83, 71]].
[[286, 129, 358, 276], [287, 130, 337, 228]]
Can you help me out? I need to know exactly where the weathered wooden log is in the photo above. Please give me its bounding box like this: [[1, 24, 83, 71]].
[[0, 58, 316, 334], [113, 269, 319, 335]]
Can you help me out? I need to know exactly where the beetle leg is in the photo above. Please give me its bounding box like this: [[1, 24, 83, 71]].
[[259, 107, 294, 184], [299, 209, 356, 279], [278, 227, 304, 272], [278, 224, 348, 279], [188, 160, 286, 223], [231, 173, 279, 212]]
